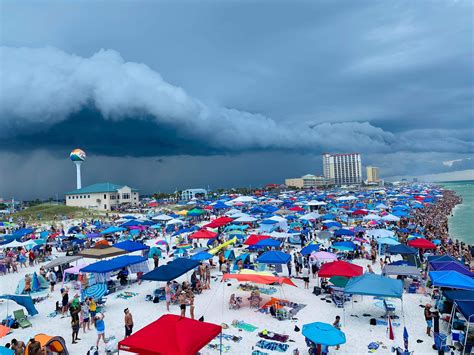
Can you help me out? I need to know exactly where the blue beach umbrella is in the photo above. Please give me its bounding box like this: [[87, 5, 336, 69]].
[[403, 326, 409, 352], [191, 251, 213, 261], [302, 322, 346, 346], [82, 283, 107, 300]]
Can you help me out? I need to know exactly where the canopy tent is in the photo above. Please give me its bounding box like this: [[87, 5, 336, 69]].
[[100, 226, 126, 235], [0, 346, 13, 355], [256, 251, 291, 264], [118, 314, 221, 355], [189, 229, 218, 239], [0, 294, 38, 316], [43, 255, 83, 269], [386, 244, 417, 255], [190, 251, 213, 261], [24, 334, 68, 355], [113, 240, 149, 252], [430, 261, 474, 277], [223, 271, 296, 287], [301, 243, 320, 256], [429, 271, 474, 290], [382, 265, 421, 277], [312, 251, 338, 261], [141, 258, 200, 281], [329, 276, 350, 288], [79, 247, 128, 259], [428, 255, 459, 264], [203, 216, 233, 228], [302, 322, 346, 346], [332, 241, 356, 252], [254, 238, 281, 248], [80, 255, 147, 274], [244, 235, 270, 246], [454, 300, 474, 321], [344, 273, 403, 298], [408, 238, 437, 249], [63, 264, 89, 283], [318, 261, 363, 278], [443, 290, 474, 302]]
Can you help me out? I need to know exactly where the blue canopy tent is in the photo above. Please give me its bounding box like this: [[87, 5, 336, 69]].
[[80, 255, 147, 274], [256, 251, 291, 264], [387, 244, 417, 255], [190, 251, 213, 261], [0, 294, 38, 316], [254, 238, 281, 248], [100, 226, 126, 235], [344, 273, 403, 298], [429, 271, 474, 291], [452, 300, 474, 353], [224, 250, 236, 261], [377, 237, 400, 256], [332, 241, 356, 252], [113, 240, 149, 253], [301, 243, 320, 256], [443, 290, 474, 302], [12, 228, 34, 237], [141, 258, 200, 281], [428, 255, 459, 264], [431, 262, 474, 278], [333, 229, 355, 237]]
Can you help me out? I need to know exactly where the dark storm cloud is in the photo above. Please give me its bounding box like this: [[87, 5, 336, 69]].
[[0, 0, 472, 198]]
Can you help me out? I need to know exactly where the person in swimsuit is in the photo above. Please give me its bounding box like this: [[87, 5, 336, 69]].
[[124, 308, 134, 338], [165, 281, 172, 311], [178, 291, 186, 317]]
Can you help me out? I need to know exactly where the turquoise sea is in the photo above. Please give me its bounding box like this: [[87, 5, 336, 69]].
[[440, 180, 474, 245]]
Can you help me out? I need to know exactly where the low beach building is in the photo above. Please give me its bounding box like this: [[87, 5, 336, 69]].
[[181, 188, 207, 201], [65, 182, 139, 211], [285, 174, 327, 189]]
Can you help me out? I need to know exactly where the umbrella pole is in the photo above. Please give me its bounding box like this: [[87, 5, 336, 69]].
[[220, 331, 223, 355]]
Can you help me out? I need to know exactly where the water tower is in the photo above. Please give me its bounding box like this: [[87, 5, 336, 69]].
[[70, 149, 86, 189]]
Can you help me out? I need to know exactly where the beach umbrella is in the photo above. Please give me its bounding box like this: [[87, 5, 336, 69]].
[[31, 272, 40, 292], [191, 251, 213, 261], [403, 326, 409, 352], [312, 251, 337, 261], [155, 240, 168, 246], [301, 243, 320, 256], [302, 322, 346, 346], [329, 276, 350, 288], [82, 283, 107, 300]]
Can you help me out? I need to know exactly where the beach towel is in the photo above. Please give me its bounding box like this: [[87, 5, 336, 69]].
[[232, 320, 258, 332], [116, 292, 138, 299], [256, 340, 289, 352], [258, 331, 289, 343]]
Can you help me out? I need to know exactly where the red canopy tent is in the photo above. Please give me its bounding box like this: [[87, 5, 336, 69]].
[[352, 209, 368, 216], [203, 216, 234, 228], [118, 314, 221, 355], [289, 206, 305, 212], [408, 238, 437, 249], [318, 260, 363, 278], [244, 234, 270, 246], [223, 272, 297, 287], [189, 229, 218, 239]]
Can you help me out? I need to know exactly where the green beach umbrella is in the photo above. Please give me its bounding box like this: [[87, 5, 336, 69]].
[[329, 276, 350, 288]]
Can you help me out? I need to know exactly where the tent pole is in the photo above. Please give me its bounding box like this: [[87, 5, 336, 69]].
[[220, 331, 223, 355], [462, 315, 471, 355]]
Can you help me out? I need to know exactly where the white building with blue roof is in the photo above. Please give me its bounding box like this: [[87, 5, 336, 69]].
[[65, 182, 139, 211]]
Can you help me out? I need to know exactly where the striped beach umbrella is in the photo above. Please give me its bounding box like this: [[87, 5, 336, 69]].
[[82, 283, 107, 300]]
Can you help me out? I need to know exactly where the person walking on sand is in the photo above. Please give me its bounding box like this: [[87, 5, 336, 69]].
[[424, 304, 433, 337], [48, 270, 57, 292], [61, 288, 69, 317], [333, 316, 342, 350], [81, 299, 91, 333], [95, 313, 107, 347], [302, 264, 310, 289], [165, 281, 172, 311], [124, 308, 134, 338]]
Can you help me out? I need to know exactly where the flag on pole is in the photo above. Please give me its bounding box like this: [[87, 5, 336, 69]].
[[388, 316, 394, 340], [403, 326, 409, 351]]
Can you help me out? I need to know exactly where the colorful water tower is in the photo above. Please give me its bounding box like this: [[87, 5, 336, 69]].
[[70, 149, 86, 189]]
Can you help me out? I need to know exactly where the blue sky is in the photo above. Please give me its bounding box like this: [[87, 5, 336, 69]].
[[0, 0, 472, 199]]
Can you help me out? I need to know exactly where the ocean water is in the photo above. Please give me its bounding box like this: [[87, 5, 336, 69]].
[[441, 180, 474, 245]]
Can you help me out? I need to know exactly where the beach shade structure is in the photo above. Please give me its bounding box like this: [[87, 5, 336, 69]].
[[118, 314, 222, 355], [113, 240, 149, 252], [302, 322, 346, 346], [0, 346, 13, 355], [442, 290, 474, 302], [24, 334, 68, 355], [82, 283, 107, 300], [244, 234, 270, 246], [148, 247, 162, 259], [141, 258, 200, 282], [333, 229, 355, 237], [329, 276, 350, 288], [430, 261, 474, 277], [189, 229, 218, 239], [381, 214, 400, 222], [428, 255, 459, 264], [312, 251, 338, 261], [80, 255, 148, 274], [156, 240, 168, 246], [190, 251, 213, 261], [332, 241, 356, 252], [382, 265, 421, 278], [408, 238, 437, 249], [100, 226, 126, 235], [318, 260, 363, 278], [0, 294, 38, 316], [203, 216, 234, 228], [351, 209, 368, 216], [79, 246, 127, 259], [256, 251, 291, 264], [429, 271, 474, 290], [254, 238, 281, 248], [301, 243, 320, 256], [0, 324, 10, 338], [152, 214, 173, 221], [387, 244, 417, 255], [223, 270, 296, 286], [344, 273, 403, 298], [187, 208, 205, 216]]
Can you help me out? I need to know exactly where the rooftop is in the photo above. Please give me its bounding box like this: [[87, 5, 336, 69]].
[[65, 182, 139, 195]]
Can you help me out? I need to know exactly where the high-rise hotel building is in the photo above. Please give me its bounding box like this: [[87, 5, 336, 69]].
[[322, 153, 362, 185]]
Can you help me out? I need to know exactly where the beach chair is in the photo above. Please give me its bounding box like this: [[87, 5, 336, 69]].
[[331, 291, 345, 308], [229, 294, 242, 310], [13, 309, 32, 328], [383, 299, 396, 318]]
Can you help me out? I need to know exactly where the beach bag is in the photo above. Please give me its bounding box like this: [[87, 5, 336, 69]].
[[87, 346, 99, 355], [153, 296, 160, 303], [370, 318, 377, 326], [313, 287, 321, 296]]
